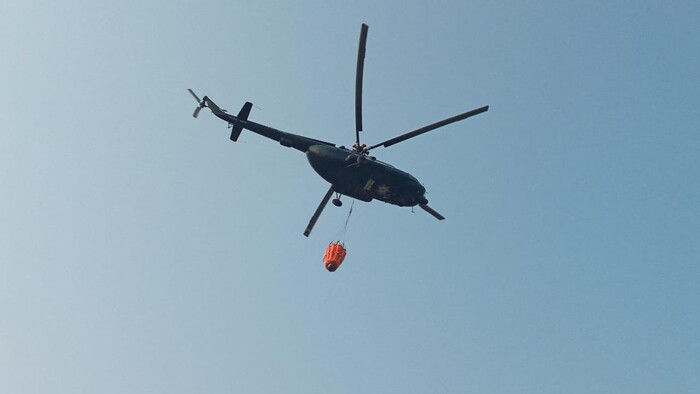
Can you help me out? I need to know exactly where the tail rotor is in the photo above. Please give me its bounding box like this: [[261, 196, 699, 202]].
[[187, 89, 206, 118]]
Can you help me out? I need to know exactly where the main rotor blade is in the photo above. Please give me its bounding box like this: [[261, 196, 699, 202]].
[[369, 105, 489, 150], [419, 204, 445, 220], [187, 88, 201, 103], [303, 187, 335, 237], [355, 23, 369, 146]]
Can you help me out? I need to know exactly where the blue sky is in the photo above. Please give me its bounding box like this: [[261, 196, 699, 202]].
[[1, 1, 698, 393]]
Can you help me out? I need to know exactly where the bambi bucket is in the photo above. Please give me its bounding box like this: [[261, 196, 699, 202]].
[[323, 242, 347, 272]]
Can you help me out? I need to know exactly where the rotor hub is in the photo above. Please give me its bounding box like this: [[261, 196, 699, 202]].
[[352, 143, 370, 155]]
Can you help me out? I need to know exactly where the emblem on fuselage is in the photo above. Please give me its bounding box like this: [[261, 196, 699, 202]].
[[377, 184, 391, 197]]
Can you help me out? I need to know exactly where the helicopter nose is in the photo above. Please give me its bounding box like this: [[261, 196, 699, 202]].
[[414, 183, 428, 204]]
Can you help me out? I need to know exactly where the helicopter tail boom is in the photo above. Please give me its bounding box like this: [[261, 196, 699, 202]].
[[201, 96, 253, 142], [189, 90, 336, 152]]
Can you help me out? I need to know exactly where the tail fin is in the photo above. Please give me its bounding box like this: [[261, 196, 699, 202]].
[[230, 102, 253, 142]]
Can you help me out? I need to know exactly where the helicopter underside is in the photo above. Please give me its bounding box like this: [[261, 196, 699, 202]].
[[306, 145, 428, 207]]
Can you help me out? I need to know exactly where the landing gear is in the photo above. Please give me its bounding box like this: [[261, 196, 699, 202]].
[[332, 193, 343, 207]]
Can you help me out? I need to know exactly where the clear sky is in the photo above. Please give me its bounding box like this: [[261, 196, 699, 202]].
[[1, 1, 698, 393]]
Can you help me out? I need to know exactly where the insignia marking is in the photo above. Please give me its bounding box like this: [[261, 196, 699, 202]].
[[377, 184, 391, 196]]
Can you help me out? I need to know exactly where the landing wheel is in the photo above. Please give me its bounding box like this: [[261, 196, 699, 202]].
[[332, 198, 343, 207]]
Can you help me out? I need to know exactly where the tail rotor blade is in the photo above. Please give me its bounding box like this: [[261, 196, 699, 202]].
[[193, 106, 202, 118], [187, 88, 202, 104], [419, 204, 445, 220], [355, 23, 369, 147], [304, 187, 335, 237]]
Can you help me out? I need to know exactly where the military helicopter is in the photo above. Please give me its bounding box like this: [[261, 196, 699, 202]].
[[188, 24, 488, 237]]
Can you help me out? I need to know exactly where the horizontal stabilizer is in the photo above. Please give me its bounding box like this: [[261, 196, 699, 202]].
[[230, 102, 253, 142]]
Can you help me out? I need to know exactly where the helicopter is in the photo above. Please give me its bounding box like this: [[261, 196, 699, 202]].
[[188, 24, 488, 237]]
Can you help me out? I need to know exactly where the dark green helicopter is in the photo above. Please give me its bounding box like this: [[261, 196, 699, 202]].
[[188, 24, 488, 237]]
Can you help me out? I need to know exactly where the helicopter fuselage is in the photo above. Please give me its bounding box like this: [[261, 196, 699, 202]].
[[306, 144, 428, 207]]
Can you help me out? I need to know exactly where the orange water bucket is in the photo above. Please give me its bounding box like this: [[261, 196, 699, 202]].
[[323, 242, 347, 272]]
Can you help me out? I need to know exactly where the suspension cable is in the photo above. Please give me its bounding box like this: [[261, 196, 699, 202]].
[[332, 200, 355, 242]]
